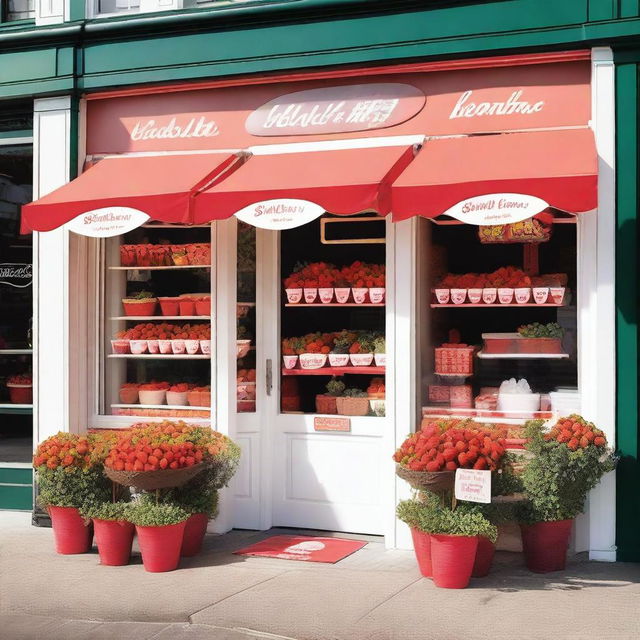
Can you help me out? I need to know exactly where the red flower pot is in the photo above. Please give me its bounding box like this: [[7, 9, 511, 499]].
[[410, 528, 432, 578], [7, 385, 32, 404], [136, 521, 187, 572], [472, 536, 496, 577], [430, 534, 478, 589], [122, 300, 157, 317], [48, 506, 93, 554], [520, 519, 573, 573], [159, 297, 180, 316], [93, 518, 135, 566], [179, 298, 195, 316], [195, 298, 211, 316], [181, 513, 209, 557]]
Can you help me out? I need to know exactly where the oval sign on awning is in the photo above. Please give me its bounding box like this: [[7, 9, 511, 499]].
[[442, 193, 549, 226], [235, 199, 325, 230], [246, 83, 425, 136], [65, 207, 150, 237]]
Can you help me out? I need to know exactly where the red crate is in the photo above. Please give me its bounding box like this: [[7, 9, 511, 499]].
[[434, 346, 475, 376]]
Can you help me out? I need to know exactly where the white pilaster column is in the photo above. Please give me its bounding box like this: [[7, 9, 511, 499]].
[[577, 47, 617, 561], [33, 97, 73, 443]]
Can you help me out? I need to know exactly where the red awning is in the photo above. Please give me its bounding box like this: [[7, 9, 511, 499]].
[[21, 152, 240, 233], [391, 129, 598, 221], [193, 145, 416, 223]]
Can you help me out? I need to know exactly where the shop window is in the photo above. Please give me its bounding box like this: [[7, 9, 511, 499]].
[[97, 0, 140, 14], [280, 214, 386, 417], [236, 221, 256, 413], [417, 215, 578, 432], [1, 0, 35, 20], [0, 143, 33, 467], [99, 224, 213, 423]]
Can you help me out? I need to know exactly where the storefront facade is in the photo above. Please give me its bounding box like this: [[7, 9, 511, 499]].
[[0, 1, 637, 561]]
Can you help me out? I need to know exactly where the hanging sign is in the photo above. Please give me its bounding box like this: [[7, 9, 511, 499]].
[[443, 193, 549, 226], [246, 84, 425, 136], [235, 199, 325, 230], [65, 207, 150, 237], [455, 469, 492, 504], [0, 263, 32, 288]]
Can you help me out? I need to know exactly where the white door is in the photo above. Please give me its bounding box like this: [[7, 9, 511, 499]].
[[261, 221, 394, 535]]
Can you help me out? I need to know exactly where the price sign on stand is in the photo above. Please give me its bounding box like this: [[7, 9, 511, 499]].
[[455, 469, 492, 504]]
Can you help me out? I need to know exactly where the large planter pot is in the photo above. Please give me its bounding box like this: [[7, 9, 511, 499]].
[[93, 518, 135, 566], [48, 506, 93, 554], [181, 513, 209, 557], [430, 534, 478, 589], [472, 536, 496, 578], [520, 519, 573, 573], [136, 521, 187, 572], [410, 528, 432, 578]]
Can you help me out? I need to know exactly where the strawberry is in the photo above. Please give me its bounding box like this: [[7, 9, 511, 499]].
[[594, 436, 606, 446]]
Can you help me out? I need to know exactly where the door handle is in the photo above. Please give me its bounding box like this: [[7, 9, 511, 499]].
[[266, 358, 273, 396]]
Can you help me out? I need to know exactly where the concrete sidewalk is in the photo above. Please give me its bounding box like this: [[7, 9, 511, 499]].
[[1, 511, 639, 640]]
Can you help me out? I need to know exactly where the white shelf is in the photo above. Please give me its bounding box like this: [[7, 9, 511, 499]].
[[477, 351, 570, 359], [107, 354, 211, 359], [110, 316, 211, 321], [108, 265, 211, 271], [111, 404, 211, 410], [0, 349, 32, 355], [0, 403, 32, 409]]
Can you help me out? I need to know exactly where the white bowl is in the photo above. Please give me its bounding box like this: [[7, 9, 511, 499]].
[[166, 391, 188, 406], [299, 353, 327, 369], [350, 353, 374, 367], [138, 389, 167, 405], [328, 353, 350, 367], [285, 288, 303, 304], [497, 392, 540, 412], [185, 339, 200, 355], [282, 355, 298, 369], [129, 340, 148, 355], [318, 288, 334, 303], [369, 287, 385, 304]]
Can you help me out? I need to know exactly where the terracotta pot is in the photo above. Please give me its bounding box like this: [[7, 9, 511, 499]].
[[195, 298, 211, 316], [119, 387, 139, 404], [179, 299, 196, 316], [187, 390, 202, 406], [166, 391, 188, 406], [136, 521, 187, 572], [410, 528, 432, 578], [93, 518, 135, 566], [472, 536, 496, 577], [520, 519, 573, 573], [158, 297, 180, 316], [181, 513, 209, 557], [336, 396, 370, 416], [430, 534, 478, 589], [122, 299, 157, 317], [315, 394, 338, 414], [48, 506, 93, 554], [7, 384, 32, 404]]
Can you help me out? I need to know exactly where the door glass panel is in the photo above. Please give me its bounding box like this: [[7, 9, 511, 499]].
[[0, 144, 33, 464], [280, 214, 386, 416], [237, 221, 256, 412]]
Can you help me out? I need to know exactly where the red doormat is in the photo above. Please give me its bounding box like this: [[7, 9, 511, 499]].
[[233, 535, 367, 563]]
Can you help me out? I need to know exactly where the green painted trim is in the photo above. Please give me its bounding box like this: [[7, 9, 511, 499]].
[[70, 96, 79, 180], [0, 129, 32, 139], [0, 483, 32, 510], [68, 0, 86, 22], [615, 62, 640, 563], [0, 468, 32, 484], [0, 78, 75, 100]]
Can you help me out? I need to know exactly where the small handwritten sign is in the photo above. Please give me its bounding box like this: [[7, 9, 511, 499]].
[[443, 193, 548, 226], [455, 469, 491, 504], [235, 198, 324, 230], [65, 207, 150, 237], [314, 417, 351, 432]]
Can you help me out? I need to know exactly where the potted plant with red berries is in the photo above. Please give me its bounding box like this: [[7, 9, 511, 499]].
[[519, 415, 616, 573], [81, 501, 134, 566], [121, 290, 157, 317], [33, 432, 111, 554], [397, 492, 497, 589]]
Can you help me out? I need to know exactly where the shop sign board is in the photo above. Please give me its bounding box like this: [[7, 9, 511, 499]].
[[314, 417, 351, 432], [0, 263, 32, 288], [245, 84, 426, 136], [443, 193, 548, 226], [455, 469, 491, 504], [65, 207, 150, 237], [235, 199, 325, 230]]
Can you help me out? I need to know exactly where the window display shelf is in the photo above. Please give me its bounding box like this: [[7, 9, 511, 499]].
[[108, 265, 211, 271], [430, 303, 566, 308], [422, 405, 553, 424], [111, 404, 211, 411], [110, 316, 211, 321], [282, 366, 385, 376], [477, 351, 570, 359], [107, 354, 211, 360], [0, 404, 33, 414], [285, 303, 385, 308], [0, 349, 32, 355]]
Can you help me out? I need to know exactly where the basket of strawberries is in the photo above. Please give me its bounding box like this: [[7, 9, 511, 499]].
[[394, 419, 507, 493]]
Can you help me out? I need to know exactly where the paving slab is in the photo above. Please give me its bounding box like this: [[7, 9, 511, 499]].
[[342, 559, 640, 640], [191, 568, 421, 640]]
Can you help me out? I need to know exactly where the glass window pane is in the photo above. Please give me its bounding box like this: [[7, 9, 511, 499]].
[[5, 0, 35, 20], [98, 0, 140, 14], [237, 221, 256, 413]]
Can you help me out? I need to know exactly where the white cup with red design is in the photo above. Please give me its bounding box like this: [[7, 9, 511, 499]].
[[532, 287, 550, 304], [318, 288, 334, 303], [369, 288, 385, 304], [352, 288, 368, 304], [434, 289, 450, 304], [285, 288, 303, 304], [450, 288, 467, 305], [303, 288, 318, 304], [482, 288, 497, 304], [515, 288, 531, 304], [468, 288, 483, 304], [334, 288, 351, 304], [498, 288, 514, 304]]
